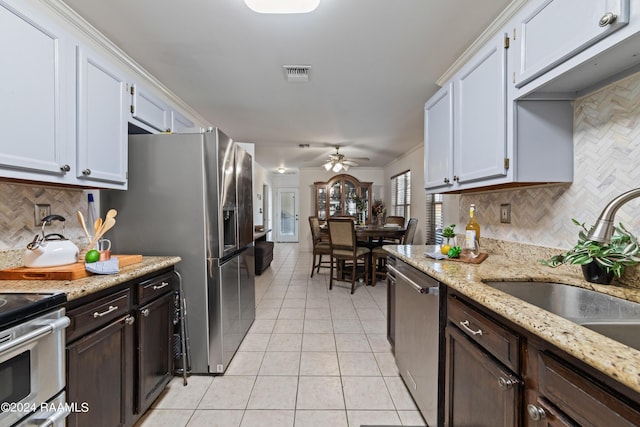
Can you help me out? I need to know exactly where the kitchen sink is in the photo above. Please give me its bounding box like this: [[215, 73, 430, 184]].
[[483, 281, 640, 350], [580, 322, 640, 351]]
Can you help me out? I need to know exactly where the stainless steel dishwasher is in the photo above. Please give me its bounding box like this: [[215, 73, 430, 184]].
[[388, 258, 444, 427]]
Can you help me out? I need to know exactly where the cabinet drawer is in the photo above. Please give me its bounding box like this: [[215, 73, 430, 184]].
[[66, 288, 131, 342], [447, 295, 520, 372], [537, 351, 640, 427], [138, 271, 175, 305]]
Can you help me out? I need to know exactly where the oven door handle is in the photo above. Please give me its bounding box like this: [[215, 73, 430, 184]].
[[0, 316, 70, 355], [32, 403, 71, 427]]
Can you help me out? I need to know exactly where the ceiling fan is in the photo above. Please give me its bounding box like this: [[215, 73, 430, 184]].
[[322, 146, 367, 172]]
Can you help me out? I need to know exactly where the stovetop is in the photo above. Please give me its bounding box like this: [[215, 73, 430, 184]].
[[0, 292, 66, 329]]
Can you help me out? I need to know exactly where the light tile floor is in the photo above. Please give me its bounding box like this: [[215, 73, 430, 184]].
[[135, 243, 426, 427]]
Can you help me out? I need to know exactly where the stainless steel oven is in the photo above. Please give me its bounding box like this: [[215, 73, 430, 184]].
[[0, 294, 69, 427]]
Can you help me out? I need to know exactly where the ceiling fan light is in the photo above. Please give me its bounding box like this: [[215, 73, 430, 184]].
[[244, 0, 320, 14], [323, 162, 332, 171], [332, 162, 343, 172], [342, 164, 350, 171]]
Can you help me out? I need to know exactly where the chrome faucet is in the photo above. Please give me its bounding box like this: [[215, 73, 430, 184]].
[[587, 188, 640, 243]]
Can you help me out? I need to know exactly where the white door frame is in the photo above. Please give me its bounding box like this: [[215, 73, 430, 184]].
[[276, 187, 299, 242]]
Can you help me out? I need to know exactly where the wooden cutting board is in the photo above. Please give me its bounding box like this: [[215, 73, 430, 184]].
[[0, 254, 143, 280]]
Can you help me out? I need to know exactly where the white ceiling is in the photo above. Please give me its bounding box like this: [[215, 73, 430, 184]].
[[61, 0, 513, 171]]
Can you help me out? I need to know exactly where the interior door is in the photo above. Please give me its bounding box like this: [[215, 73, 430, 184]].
[[276, 187, 299, 242]]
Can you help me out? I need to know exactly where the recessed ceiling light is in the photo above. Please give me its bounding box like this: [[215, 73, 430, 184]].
[[244, 0, 320, 14]]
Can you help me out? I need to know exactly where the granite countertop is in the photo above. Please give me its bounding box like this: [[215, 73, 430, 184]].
[[384, 243, 640, 395], [0, 256, 181, 301]]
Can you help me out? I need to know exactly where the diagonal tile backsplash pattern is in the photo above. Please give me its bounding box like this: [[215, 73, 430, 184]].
[[461, 70, 640, 250], [0, 183, 89, 250]]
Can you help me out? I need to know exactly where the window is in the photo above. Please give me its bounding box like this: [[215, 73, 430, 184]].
[[390, 170, 411, 220]]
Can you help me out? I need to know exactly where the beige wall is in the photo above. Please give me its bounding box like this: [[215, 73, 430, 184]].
[[458, 70, 640, 249], [383, 144, 426, 245]]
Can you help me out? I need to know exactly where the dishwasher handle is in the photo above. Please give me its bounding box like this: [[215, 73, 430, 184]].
[[387, 264, 439, 295]]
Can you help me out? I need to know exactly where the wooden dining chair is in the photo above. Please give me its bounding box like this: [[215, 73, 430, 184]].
[[328, 218, 370, 294], [372, 218, 418, 284], [309, 216, 331, 277], [385, 216, 405, 226]]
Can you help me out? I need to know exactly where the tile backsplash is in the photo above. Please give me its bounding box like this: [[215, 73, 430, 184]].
[[461, 70, 640, 250], [0, 182, 90, 250]]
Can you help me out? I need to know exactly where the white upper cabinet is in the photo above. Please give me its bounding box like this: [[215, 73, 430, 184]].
[[454, 34, 508, 185], [0, 0, 74, 180], [516, 0, 631, 89], [424, 33, 509, 192], [424, 83, 454, 191], [130, 84, 172, 132], [171, 110, 196, 133], [76, 46, 128, 188]]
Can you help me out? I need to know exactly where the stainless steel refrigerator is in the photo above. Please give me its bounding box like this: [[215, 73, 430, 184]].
[[103, 129, 255, 374]]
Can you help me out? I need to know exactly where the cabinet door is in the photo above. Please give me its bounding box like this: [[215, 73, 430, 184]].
[[424, 82, 454, 190], [137, 292, 173, 414], [67, 315, 135, 427], [454, 34, 508, 185], [131, 83, 171, 132], [516, 0, 630, 87], [171, 110, 195, 133], [76, 46, 128, 186], [445, 325, 520, 427], [0, 0, 73, 178]]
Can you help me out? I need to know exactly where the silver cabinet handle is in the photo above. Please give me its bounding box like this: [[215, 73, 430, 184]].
[[124, 315, 135, 325], [60, 164, 71, 172], [453, 175, 459, 182], [141, 308, 150, 317], [82, 168, 92, 176], [527, 404, 546, 421], [443, 177, 450, 184], [498, 377, 516, 390], [153, 281, 170, 290], [599, 12, 617, 27], [459, 320, 483, 336], [93, 305, 118, 318]]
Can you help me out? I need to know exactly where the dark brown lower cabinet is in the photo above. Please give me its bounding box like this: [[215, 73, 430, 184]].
[[444, 324, 520, 427], [67, 314, 135, 427], [66, 268, 176, 427], [446, 289, 640, 427], [137, 291, 174, 413], [524, 345, 640, 427]]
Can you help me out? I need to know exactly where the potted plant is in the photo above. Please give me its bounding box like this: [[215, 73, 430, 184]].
[[352, 195, 366, 225], [540, 219, 640, 284], [440, 224, 457, 255]]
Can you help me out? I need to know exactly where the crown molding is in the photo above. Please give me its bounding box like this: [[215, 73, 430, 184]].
[[41, 0, 211, 126], [436, 0, 528, 86]]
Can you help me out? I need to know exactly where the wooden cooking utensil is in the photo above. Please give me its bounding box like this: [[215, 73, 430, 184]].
[[77, 211, 92, 241], [86, 217, 116, 251], [94, 218, 102, 235]]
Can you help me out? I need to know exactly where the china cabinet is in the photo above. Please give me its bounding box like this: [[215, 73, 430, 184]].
[[314, 174, 372, 223]]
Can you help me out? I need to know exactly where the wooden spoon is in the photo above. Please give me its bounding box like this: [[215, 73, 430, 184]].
[[94, 218, 102, 236], [77, 211, 92, 241], [87, 217, 116, 251]]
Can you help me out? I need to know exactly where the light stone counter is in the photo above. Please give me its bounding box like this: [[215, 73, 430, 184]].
[[384, 242, 640, 395], [0, 255, 181, 301]]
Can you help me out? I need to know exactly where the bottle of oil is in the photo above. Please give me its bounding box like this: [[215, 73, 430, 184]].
[[465, 204, 480, 251]]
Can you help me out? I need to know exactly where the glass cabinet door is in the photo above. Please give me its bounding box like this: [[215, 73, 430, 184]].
[[329, 181, 342, 217], [315, 174, 373, 223], [317, 187, 327, 220]]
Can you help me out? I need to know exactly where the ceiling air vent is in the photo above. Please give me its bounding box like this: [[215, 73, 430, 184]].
[[283, 65, 311, 83]]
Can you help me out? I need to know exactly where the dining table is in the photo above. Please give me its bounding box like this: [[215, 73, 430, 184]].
[[320, 223, 407, 285]]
